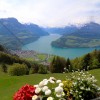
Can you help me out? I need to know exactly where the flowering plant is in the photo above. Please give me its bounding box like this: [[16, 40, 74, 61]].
[[13, 71, 100, 100], [13, 84, 36, 100]]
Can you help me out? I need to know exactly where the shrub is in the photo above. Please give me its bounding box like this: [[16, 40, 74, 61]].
[[8, 63, 29, 76], [1, 63, 7, 73], [29, 63, 39, 74], [38, 65, 47, 74]]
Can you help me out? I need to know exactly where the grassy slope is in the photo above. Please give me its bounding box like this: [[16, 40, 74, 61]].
[[0, 69, 100, 100], [52, 36, 100, 48]]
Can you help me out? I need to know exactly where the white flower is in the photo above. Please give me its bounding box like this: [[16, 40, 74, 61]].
[[43, 79, 49, 85], [80, 86, 84, 90], [76, 90, 78, 93], [32, 95, 38, 100], [55, 86, 63, 93], [86, 88, 90, 91], [35, 87, 41, 94], [39, 81, 45, 87], [77, 78, 80, 80], [34, 85, 39, 88], [45, 89, 51, 95], [79, 95, 82, 98], [49, 77, 56, 83], [42, 86, 48, 92], [93, 79, 97, 83], [49, 80, 55, 84], [62, 92, 65, 96], [56, 80, 62, 83], [56, 94, 62, 98], [59, 83, 64, 87], [49, 77, 56, 81], [47, 97, 54, 100], [73, 82, 77, 86], [98, 87, 100, 91]]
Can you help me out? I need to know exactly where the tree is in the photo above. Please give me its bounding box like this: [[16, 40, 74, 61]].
[[82, 53, 91, 70], [50, 56, 66, 73], [96, 50, 100, 63], [91, 58, 100, 69], [66, 58, 73, 72], [38, 65, 47, 74]]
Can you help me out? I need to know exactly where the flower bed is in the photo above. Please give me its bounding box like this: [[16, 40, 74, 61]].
[[13, 71, 100, 100]]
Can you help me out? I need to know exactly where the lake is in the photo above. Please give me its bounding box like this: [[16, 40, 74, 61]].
[[22, 34, 100, 59]]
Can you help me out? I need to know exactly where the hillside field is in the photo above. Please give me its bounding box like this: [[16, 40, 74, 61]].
[[0, 69, 100, 100]]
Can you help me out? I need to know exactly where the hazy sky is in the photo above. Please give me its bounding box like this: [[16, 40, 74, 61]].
[[0, 0, 100, 27]]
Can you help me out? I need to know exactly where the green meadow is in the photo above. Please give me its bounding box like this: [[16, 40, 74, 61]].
[[0, 69, 100, 100]]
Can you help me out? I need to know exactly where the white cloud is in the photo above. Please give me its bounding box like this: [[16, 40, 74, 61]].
[[0, 0, 100, 27]]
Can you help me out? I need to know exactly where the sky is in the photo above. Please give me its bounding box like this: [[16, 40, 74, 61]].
[[0, 0, 100, 27]]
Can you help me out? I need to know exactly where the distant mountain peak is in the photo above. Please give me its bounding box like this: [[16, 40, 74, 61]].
[[0, 17, 18, 23]]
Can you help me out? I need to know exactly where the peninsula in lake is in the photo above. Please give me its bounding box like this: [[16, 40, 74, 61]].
[[51, 22, 100, 48]]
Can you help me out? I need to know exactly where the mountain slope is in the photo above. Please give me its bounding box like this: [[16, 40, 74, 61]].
[[0, 18, 48, 49], [51, 22, 100, 48]]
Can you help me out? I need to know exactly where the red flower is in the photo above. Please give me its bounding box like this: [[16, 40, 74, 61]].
[[13, 84, 36, 100]]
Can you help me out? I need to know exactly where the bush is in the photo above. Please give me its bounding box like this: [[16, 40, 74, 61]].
[[8, 63, 29, 76], [1, 63, 7, 73], [38, 65, 47, 74], [29, 63, 39, 74]]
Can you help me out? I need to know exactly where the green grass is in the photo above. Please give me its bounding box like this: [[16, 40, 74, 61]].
[[24, 57, 35, 61], [37, 54, 47, 61], [0, 69, 100, 100]]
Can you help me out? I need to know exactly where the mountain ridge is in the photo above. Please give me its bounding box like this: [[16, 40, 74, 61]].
[[0, 17, 49, 49]]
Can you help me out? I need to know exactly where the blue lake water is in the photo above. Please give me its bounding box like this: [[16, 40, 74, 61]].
[[22, 34, 100, 59]]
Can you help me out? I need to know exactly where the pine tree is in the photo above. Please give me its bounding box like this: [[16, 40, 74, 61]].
[[66, 58, 72, 72], [50, 56, 66, 73], [82, 53, 91, 70]]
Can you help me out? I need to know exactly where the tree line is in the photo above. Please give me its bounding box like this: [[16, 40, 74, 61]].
[[49, 49, 100, 73]]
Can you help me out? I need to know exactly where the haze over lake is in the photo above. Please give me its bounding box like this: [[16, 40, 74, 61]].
[[22, 34, 100, 59]]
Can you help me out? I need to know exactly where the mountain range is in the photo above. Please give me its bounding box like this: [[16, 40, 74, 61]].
[[0, 18, 49, 49], [51, 22, 100, 48], [0, 17, 100, 49], [44, 25, 78, 35]]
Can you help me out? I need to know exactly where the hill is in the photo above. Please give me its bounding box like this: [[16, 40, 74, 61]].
[[0, 18, 49, 49], [51, 22, 100, 48]]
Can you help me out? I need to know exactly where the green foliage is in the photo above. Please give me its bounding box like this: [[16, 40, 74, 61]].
[[66, 58, 73, 72], [71, 50, 100, 71], [8, 63, 29, 76], [29, 63, 39, 74], [0, 45, 5, 51], [38, 64, 48, 74], [81, 53, 91, 70], [1, 63, 7, 73], [50, 56, 66, 73], [0, 51, 31, 69]]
